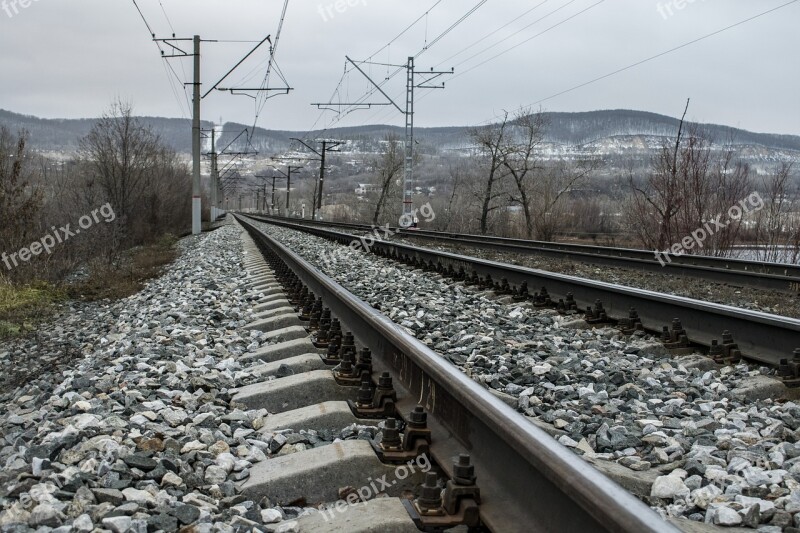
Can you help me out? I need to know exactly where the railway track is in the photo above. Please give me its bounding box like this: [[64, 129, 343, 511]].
[[240, 214, 800, 369], [234, 215, 679, 532], [247, 214, 800, 294], [2, 217, 795, 532]]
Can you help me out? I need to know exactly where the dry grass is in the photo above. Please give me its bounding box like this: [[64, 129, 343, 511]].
[[66, 234, 179, 301], [0, 234, 179, 341], [0, 278, 65, 339]]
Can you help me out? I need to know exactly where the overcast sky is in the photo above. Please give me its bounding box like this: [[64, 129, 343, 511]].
[[1, 0, 798, 135]]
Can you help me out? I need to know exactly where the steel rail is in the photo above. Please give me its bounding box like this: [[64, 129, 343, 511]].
[[244, 215, 800, 366], [236, 214, 679, 533], [248, 214, 800, 293]]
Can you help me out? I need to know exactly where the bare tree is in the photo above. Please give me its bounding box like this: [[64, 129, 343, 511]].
[[371, 134, 404, 224], [469, 112, 511, 234], [79, 100, 161, 239], [0, 128, 43, 280], [752, 162, 799, 263], [442, 161, 468, 231], [628, 100, 690, 250], [79, 100, 190, 249], [531, 160, 598, 241], [503, 110, 547, 238], [702, 135, 751, 255]]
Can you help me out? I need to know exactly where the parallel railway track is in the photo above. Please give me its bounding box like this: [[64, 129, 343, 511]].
[[235, 214, 679, 532], [241, 214, 800, 368], [248, 214, 800, 294]]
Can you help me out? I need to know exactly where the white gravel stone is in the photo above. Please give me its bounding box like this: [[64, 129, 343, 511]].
[[103, 516, 132, 533], [712, 506, 742, 526], [261, 508, 283, 523], [72, 514, 93, 532]]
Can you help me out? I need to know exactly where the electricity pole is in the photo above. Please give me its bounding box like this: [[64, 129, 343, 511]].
[[210, 126, 219, 222], [255, 174, 282, 214], [286, 166, 299, 212], [314, 56, 452, 226], [290, 138, 343, 220], [152, 32, 281, 232], [269, 164, 303, 216], [270, 177, 279, 214], [155, 35, 207, 234], [192, 36, 201, 234]]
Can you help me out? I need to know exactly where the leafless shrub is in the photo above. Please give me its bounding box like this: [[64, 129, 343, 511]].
[[0, 127, 43, 281]]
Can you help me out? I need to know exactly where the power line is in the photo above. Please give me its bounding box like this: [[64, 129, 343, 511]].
[[358, 0, 597, 127], [433, 0, 551, 68], [155, 0, 193, 110], [304, 0, 444, 136], [131, 0, 191, 118], [249, 0, 291, 144], [451, 0, 604, 80], [394, 0, 606, 126], [313, 0, 485, 135], [158, 0, 176, 34], [409, 0, 799, 132], [418, 0, 487, 55], [522, 0, 799, 109], [360, 0, 443, 67], [345, 0, 585, 127]]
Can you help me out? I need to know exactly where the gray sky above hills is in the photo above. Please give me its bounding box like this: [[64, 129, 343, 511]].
[[1, 0, 798, 135]]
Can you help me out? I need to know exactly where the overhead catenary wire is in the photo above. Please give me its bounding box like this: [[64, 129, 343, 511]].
[[249, 0, 291, 144], [131, 0, 191, 119], [522, 0, 799, 110], [433, 0, 551, 68], [157, 0, 176, 34], [449, 0, 604, 81], [449, 0, 800, 130], [418, 0, 487, 54], [155, 0, 193, 114], [303, 0, 444, 137], [312, 0, 486, 135], [362, 0, 599, 127]]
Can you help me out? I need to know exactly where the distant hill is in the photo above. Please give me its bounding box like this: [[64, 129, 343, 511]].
[[216, 110, 800, 156], [2, 108, 799, 157], [0, 109, 211, 153]]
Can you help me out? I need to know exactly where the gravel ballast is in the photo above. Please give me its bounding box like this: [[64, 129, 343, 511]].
[[0, 223, 333, 532], [3, 216, 798, 532], [385, 236, 800, 319], [254, 221, 800, 531]]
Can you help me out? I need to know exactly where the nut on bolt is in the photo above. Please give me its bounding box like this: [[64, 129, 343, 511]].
[[416, 472, 445, 516], [379, 418, 403, 451], [452, 453, 476, 485], [349, 371, 397, 418], [443, 454, 481, 523], [356, 378, 374, 407]]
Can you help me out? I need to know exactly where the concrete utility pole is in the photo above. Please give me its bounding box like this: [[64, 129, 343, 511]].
[[268, 164, 303, 216], [270, 176, 285, 214], [255, 174, 278, 214], [210, 125, 219, 222], [154, 34, 206, 234], [285, 166, 301, 214], [153, 32, 277, 232], [290, 138, 343, 221], [192, 35, 202, 234]]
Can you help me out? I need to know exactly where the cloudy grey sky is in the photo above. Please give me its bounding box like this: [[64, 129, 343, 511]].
[[1, 0, 798, 135]]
